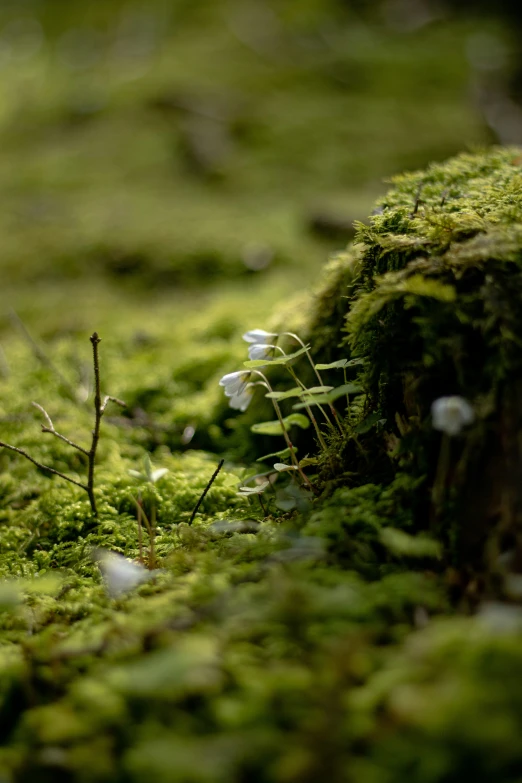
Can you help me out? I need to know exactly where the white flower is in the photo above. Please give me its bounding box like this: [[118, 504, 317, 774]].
[[94, 549, 153, 598], [242, 329, 278, 344], [219, 370, 251, 396], [228, 384, 255, 412], [431, 395, 474, 436], [247, 343, 278, 361]]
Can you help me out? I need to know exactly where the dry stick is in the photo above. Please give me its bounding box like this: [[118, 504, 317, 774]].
[[0, 441, 88, 491], [32, 403, 90, 456], [410, 183, 424, 217], [189, 459, 225, 525], [0, 333, 125, 517], [86, 334, 126, 516]]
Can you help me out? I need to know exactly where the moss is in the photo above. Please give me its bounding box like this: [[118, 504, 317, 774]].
[[306, 147, 522, 574]]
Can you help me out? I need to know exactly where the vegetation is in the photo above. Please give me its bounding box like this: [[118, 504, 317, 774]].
[[1, 2, 521, 782]]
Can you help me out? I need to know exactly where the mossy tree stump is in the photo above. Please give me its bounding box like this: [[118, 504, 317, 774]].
[[310, 148, 522, 579]]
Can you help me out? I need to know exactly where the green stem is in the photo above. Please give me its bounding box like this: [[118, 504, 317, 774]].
[[252, 370, 312, 490], [282, 332, 343, 434], [343, 367, 351, 421], [432, 433, 451, 509], [286, 366, 328, 451]]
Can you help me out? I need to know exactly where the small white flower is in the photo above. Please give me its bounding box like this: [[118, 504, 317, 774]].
[[228, 384, 255, 412], [219, 370, 251, 396], [431, 395, 474, 436], [94, 549, 153, 598], [247, 343, 278, 361], [242, 329, 278, 344]]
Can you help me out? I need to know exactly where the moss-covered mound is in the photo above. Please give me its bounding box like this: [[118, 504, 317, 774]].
[[310, 147, 522, 578]]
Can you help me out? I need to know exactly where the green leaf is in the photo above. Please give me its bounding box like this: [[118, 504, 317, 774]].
[[251, 413, 310, 436], [143, 455, 153, 482], [237, 481, 270, 495], [257, 447, 295, 462], [284, 413, 310, 429], [299, 457, 319, 468], [264, 386, 302, 401], [243, 345, 310, 369], [266, 385, 333, 401], [251, 420, 286, 436], [293, 383, 363, 409], [128, 469, 146, 481], [314, 359, 349, 370], [314, 358, 364, 370], [379, 528, 442, 559], [354, 411, 385, 434]]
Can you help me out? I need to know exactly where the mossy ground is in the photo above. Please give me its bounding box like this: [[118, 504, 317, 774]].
[[1, 3, 522, 782]]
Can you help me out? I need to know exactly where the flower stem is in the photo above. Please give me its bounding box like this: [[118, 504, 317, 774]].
[[252, 370, 312, 490], [286, 366, 328, 451], [432, 432, 451, 509], [282, 332, 343, 434]]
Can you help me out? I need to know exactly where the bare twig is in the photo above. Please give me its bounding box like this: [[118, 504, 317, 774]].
[[189, 459, 225, 525], [0, 332, 125, 517], [0, 440, 87, 491], [101, 395, 126, 413], [410, 183, 424, 217], [32, 403, 89, 456]]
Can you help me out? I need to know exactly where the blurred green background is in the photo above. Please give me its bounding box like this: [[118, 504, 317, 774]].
[[0, 0, 518, 332]]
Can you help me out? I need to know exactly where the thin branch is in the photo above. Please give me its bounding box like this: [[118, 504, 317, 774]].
[[87, 333, 102, 517], [0, 441, 88, 491], [189, 459, 225, 525], [32, 402, 90, 456], [101, 395, 126, 414]]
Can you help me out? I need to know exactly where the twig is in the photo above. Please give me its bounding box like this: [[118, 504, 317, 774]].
[[188, 459, 225, 525], [410, 183, 424, 217], [0, 332, 125, 517], [0, 440, 87, 491], [32, 403, 89, 456], [101, 395, 126, 413]]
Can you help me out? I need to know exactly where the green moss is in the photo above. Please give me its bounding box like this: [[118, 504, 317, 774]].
[[307, 147, 522, 572]]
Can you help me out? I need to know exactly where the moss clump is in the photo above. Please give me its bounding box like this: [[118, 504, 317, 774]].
[[309, 147, 522, 575]]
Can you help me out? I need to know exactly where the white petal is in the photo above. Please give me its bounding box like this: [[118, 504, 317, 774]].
[[229, 385, 254, 412], [431, 396, 474, 436], [219, 370, 250, 396], [242, 329, 278, 344], [248, 343, 275, 361], [95, 550, 151, 598]]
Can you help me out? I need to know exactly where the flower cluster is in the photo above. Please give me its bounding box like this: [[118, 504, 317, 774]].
[[219, 329, 279, 412]]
